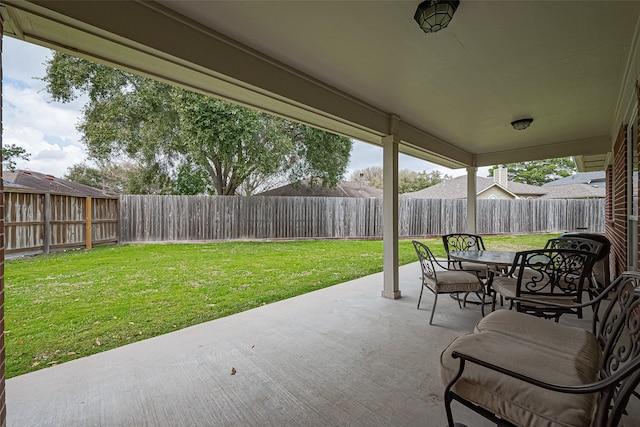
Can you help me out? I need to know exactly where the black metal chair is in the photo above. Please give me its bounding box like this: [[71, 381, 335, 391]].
[[412, 240, 485, 325], [558, 232, 612, 293], [545, 235, 606, 319], [491, 248, 597, 321], [441, 233, 488, 279], [442, 272, 640, 427]]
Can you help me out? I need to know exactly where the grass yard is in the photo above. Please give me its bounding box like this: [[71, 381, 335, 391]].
[[5, 234, 555, 378]]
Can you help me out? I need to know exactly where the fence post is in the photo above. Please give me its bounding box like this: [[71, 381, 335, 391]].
[[43, 193, 51, 254], [85, 196, 92, 250]]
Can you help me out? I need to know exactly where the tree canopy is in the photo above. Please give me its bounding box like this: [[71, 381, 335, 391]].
[[2, 144, 30, 171], [349, 166, 450, 193], [64, 162, 176, 195], [43, 52, 352, 195], [488, 158, 576, 186]]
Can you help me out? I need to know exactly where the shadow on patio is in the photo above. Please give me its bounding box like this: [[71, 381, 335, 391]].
[[7, 262, 591, 426]]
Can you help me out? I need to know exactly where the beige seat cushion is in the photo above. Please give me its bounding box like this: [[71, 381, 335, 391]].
[[475, 309, 600, 354], [426, 270, 483, 293], [440, 330, 600, 427], [454, 261, 488, 276], [491, 276, 517, 297]]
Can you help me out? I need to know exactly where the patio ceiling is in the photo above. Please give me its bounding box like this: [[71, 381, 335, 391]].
[[2, 1, 639, 171]]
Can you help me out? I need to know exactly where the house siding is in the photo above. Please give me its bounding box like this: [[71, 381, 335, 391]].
[[477, 186, 515, 199]]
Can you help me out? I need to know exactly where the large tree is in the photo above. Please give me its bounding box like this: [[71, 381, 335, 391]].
[[488, 158, 576, 186], [43, 52, 352, 195], [65, 162, 174, 195]]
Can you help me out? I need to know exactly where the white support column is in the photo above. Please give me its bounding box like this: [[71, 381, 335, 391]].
[[382, 134, 401, 299], [466, 166, 477, 234]]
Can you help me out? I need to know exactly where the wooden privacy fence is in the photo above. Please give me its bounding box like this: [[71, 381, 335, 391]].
[[4, 189, 119, 257], [120, 195, 605, 242]]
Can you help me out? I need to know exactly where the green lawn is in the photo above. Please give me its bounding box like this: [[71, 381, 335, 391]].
[[5, 234, 555, 378]]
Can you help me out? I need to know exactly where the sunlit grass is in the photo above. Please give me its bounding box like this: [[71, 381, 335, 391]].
[[5, 234, 555, 378]]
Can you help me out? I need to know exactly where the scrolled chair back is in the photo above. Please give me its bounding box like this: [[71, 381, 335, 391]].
[[442, 233, 485, 254], [412, 240, 438, 283], [593, 272, 640, 427], [545, 236, 604, 257], [510, 248, 597, 319], [517, 249, 593, 293]]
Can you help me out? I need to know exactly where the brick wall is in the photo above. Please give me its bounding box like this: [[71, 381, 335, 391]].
[[611, 125, 628, 277]]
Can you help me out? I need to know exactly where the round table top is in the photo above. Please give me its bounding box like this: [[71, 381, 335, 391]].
[[448, 250, 516, 266]]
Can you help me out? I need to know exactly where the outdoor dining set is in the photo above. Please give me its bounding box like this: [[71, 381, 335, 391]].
[[412, 233, 640, 427], [412, 232, 610, 326]]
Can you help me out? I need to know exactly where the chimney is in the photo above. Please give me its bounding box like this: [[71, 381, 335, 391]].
[[495, 167, 508, 188]]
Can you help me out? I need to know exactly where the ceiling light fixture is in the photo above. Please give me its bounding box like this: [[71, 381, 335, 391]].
[[414, 0, 460, 33], [511, 118, 534, 131]]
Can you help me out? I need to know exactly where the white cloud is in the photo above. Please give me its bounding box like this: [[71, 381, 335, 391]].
[[3, 37, 87, 178], [347, 140, 491, 179]]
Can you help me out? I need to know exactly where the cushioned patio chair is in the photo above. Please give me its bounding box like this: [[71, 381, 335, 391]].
[[545, 236, 604, 318], [557, 232, 612, 296], [441, 233, 488, 280], [491, 248, 596, 321], [412, 240, 485, 325], [441, 271, 640, 427]]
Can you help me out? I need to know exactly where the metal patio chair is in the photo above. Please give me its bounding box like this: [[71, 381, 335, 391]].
[[491, 248, 597, 321], [441, 233, 488, 279], [413, 240, 485, 325]]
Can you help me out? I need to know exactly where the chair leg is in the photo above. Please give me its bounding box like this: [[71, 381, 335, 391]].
[[444, 390, 457, 427], [480, 291, 485, 317], [430, 293, 438, 325], [417, 285, 425, 309]]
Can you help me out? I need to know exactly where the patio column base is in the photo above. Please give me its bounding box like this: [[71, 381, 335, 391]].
[[381, 290, 401, 299]]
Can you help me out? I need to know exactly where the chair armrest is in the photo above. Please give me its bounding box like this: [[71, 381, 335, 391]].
[[450, 350, 640, 395], [433, 257, 459, 271]]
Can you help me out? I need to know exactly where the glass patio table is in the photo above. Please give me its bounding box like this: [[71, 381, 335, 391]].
[[448, 250, 516, 270]]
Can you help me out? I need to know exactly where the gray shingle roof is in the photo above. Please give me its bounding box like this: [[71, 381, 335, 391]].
[[402, 175, 546, 199], [539, 184, 605, 199], [542, 172, 606, 188], [3, 170, 112, 197], [257, 180, 383, 198]]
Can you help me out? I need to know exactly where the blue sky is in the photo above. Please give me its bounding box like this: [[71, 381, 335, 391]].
[[3, 37, 480, 179]]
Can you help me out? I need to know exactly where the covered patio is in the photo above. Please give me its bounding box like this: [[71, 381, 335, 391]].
[[2, 1, 640, 425], [6, 262, 596, 426]]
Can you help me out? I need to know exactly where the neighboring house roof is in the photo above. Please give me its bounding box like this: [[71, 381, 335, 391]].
[[403, 175, 547, 199], [2, 179, 33, 191], [543, 172, 606, 188], [540, 184, 605, 199], [3, 170, 111, 197], [257, 180, 383, 198]]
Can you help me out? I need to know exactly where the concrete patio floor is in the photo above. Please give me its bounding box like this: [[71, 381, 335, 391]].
[[5, 262, 600, 426]]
